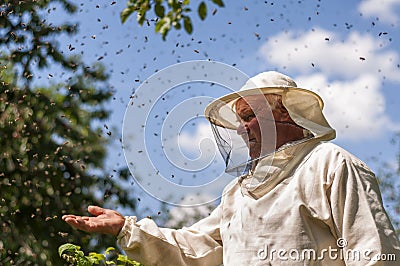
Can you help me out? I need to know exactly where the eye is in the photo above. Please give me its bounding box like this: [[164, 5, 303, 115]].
[[242, 114, 255, 122]]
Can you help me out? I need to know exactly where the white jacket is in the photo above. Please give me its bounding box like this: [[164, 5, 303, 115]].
[[117, 140, 400, 265]]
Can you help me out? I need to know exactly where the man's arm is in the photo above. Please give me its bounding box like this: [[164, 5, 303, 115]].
[[117, 204, 223, 266], [329, 157, 400, 265], [63, 204, 223, 266]]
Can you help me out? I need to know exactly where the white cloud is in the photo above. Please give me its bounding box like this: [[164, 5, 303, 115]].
[[178, 122, 215, 157], [259, 28, 399, 82], [161, 121, 223, 172], [257, 28, 400, 141], [296, 73, 396, 141], [358, 0, 400, 24]]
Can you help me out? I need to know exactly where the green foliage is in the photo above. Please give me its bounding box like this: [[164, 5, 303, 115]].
[[0, 0, 79, 83], [120, 0, 225, 39], [0, 1, 136, 264], [59, 243, 143, 266]]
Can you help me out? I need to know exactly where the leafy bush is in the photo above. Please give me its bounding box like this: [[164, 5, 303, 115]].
[[59, 243, 143, 266]]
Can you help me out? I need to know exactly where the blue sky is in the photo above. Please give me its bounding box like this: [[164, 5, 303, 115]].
[[48, 0, 400, 217]]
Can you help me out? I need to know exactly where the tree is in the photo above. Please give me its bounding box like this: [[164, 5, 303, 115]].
[[120, 0, 225, 39], [376, 133, 400, 237], [0, 1, 135, 264]]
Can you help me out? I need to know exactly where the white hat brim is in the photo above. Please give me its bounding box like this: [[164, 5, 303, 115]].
[[205, 86, 324, 130]]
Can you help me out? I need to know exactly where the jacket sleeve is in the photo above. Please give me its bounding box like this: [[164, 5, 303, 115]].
[[116, 203, 223, 266], [329, 155, 400, 265]]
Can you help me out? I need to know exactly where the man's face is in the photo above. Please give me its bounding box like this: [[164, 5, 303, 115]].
[[235, 95, 275, 160]]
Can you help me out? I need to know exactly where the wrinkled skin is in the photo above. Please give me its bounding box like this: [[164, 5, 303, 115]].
[[235, 94, 304, 160]]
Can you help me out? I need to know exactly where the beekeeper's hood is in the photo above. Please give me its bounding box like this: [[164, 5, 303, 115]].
[[204, 71, 336, 175]]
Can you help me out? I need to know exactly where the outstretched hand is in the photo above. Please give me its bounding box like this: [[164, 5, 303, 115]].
[[62, 206, 125, 236]]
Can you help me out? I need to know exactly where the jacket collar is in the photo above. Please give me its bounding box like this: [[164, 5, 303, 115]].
[[239, 138, 320, 199]]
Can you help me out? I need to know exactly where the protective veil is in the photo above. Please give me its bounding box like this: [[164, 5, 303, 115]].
[[204, 71, 336, 175]]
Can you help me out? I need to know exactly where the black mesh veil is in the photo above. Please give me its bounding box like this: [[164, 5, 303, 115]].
[[209, 117, 252, 176], [209, 119, 231, 167], [206, 93, 277, 176]]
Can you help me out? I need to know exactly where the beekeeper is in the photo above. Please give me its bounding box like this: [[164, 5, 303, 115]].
[[63, 71, 400, 265]]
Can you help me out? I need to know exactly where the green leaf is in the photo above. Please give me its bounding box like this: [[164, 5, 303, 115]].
[[117, 254, 143, 265], [154, 3, 165, 17], [155, 17, 171, 40], [173, 21, 181, 30], [105, 246, 116, 254], [120, 7, 135, 24], [76, 256, 92, 266], [88, 252, 105, 261], [169, 0, 181, 10], [155, 18, 166, 33], [183, 0, 190, 5], [117, 254, 127, 262], [87, 255, 101, 264], [198, 2, 207, 20], [211, 0, 225, 7], [58, 243, 80, 257], [183, 16, 193, 34]]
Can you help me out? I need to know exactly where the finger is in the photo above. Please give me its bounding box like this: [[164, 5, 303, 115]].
[[63, 217, 83, 229], [64, 216, 96, 232], [62, 214, 90, 221], [62, 214, 79, 220], [87, 205, 105, 216]]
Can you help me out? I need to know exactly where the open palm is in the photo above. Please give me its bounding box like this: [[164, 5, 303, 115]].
[[62, 206, 125, 236]]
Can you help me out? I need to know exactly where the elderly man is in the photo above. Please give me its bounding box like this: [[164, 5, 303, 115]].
[[63, 71, 400, 265]]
